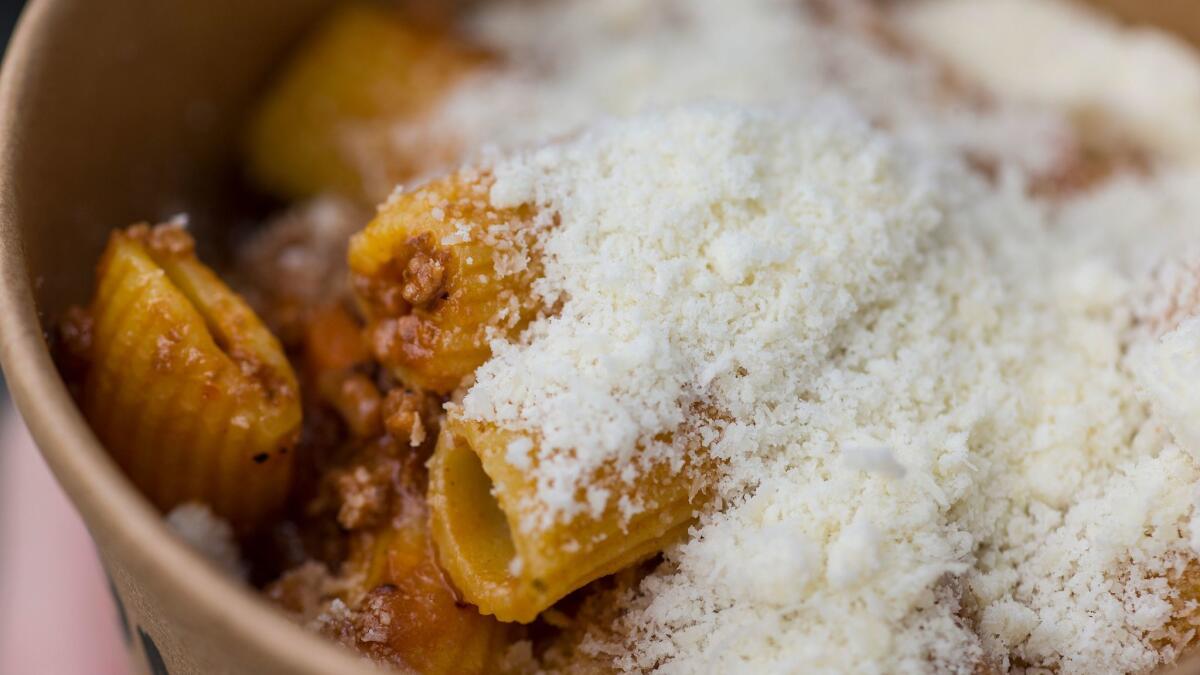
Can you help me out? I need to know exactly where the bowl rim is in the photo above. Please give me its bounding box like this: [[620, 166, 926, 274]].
[[0, 2, 377, 673]]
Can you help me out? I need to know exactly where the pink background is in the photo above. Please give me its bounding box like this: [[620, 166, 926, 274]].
[[0, 408, 131, 674]]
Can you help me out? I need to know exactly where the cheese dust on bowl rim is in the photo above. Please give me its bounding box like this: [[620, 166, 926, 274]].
[[0, 1, 378, 673], [4, 2, 1200, 675]]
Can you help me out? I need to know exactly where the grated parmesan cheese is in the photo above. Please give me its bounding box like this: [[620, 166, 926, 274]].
[[463, 102, 944, 530], [450, 88, 1200, 669], [841, 444, 908, 479], [166, 503, 247, 581], [413, 0, 1200, 672], [899, 0, 1200, 162], [383, 0, 1076, 183]]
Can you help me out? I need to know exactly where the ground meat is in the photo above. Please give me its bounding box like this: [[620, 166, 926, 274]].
[[266, 560, 350, 622], [369, 315, 436, 368], [401, 238, 448, 307], [355, 232, 453, 316], [382, 389, 433, 447], [318, 429, 437, 533], [332, 461, 392, 531]]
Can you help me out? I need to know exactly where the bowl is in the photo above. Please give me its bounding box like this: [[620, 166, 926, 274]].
[[1, 1, 1200, 674], [0, 1, 380, 673]]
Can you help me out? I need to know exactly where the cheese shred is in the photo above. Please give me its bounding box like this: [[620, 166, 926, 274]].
[[421, 0, 1200, 672]]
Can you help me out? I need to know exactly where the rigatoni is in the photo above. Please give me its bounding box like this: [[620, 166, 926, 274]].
[[83, 223, 300, 531], [428, 418, 706, 623], [348, 170, 545, 394], [244, 2, 483, 202]]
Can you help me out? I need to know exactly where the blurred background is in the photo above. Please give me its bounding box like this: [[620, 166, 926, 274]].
[[0, 2, 130, 673]]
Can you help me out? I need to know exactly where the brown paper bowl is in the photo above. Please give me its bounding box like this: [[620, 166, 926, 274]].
[[0, 1, 383, 673], [0, 1, 1199, 674]]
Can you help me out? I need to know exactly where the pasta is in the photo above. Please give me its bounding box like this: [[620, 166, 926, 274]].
[[83, 223, 301, 531], [428, 417, 708, 623], [348, 170, 544, 394], [244, 3, 483, 202]]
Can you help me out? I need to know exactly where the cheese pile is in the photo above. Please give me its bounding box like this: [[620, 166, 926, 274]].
[[436, 0, 1200, 672], [468, 103, 943, 529]]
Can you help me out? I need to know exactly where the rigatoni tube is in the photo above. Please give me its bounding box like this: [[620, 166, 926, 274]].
[[428, 418, 706, 623], [348, 170, 545, 394]]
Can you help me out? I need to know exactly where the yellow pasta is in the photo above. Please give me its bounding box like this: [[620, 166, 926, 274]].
[[83, 223, 301, 531], [428, 418, 708, 623], [245, 2, 483, 202], [348, 170, 544, 394]]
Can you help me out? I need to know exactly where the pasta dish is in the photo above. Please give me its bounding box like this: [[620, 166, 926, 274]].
[[53, 0, 1200, 672]]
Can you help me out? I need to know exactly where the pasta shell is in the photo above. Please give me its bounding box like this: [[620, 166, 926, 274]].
[[83, 224, 301, 531]]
